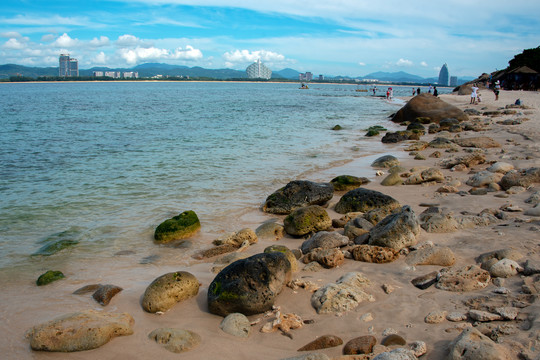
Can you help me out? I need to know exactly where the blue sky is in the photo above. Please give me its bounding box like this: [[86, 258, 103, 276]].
[[1, 0, 539, 78]]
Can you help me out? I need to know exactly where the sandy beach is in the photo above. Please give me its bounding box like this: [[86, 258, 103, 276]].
[[2, 88, 539, 359]]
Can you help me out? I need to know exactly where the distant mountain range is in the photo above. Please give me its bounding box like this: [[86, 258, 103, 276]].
[[0, 62, 473, 84]]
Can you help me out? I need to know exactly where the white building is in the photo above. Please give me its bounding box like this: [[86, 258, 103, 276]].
[[246, 60, 272, 79]]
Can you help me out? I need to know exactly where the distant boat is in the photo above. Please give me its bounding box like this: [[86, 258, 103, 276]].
[[299, 83, 309, 89]]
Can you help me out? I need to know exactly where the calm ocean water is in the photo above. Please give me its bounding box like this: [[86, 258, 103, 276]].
[[0, 82, 448, 270]]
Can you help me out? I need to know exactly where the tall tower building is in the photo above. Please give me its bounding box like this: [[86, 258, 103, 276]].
[[246, 59, 272, 79], [59, 54, 79, 77], [438, 63, 449, 86]]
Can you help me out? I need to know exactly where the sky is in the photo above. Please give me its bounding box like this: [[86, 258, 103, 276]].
[[1, 0, 539, 78]]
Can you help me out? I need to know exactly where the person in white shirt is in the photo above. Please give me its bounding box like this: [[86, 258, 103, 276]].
[[470, 84, 479, 104]]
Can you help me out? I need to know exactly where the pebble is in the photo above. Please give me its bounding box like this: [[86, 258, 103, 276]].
[[360, 313, 374, 322], [425, 310, 447, 324], [493, 287, 510, 294], [380, 334, 406, 346], [446, 312, 467, 322], [381, 328, 398, 336]]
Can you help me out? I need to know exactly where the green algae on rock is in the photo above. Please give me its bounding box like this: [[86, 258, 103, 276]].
[[36, 270, 65, 286], [154, 210, 201, 243]]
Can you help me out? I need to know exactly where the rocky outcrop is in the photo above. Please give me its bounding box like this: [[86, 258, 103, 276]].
[[154, 210, 201, 243], [447, 327, 511, 360], [283, 205, 332, 236], [142, 271, 200, 313], [334, 188, 400, 214], [26, 310, 134, 352], [262, 180, 334, 214], [436, 265, 491, 292], [311, 272, 372, 314], [391, 93, 469, 124], [207, 252, 291, 316], [351, 244, 399, 263], [367, 206, 420, 251]]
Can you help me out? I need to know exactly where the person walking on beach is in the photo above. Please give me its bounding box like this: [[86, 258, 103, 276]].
[[494, 80, 501, 100], [412, 87, 416, 96], [416, 87, 421, 95], [470, 83, 479, 104], [428, 84, 432, 94], [433, 86, 438, 97]]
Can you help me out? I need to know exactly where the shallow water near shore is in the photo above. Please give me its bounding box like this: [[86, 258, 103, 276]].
[[0, 82, 448, 275]]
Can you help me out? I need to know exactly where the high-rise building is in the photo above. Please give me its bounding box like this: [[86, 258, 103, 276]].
[[246, 59, 272, 79], [438, 63, 449, 86], [59, 54, 78, 77], [450, 76, 458, 87], [299, 72, 313, 81]]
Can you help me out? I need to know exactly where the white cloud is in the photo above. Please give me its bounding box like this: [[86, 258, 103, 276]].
[[2, 14, 89, 26], [396, 58, 413, 67], [53, 33, 79, 48], [1, 31, 23, 39], [171, 45, 203, 60], [116, 34, 147, 47], [2, 38, 26, 50], [90, 36, 110, 48], [41, 34, 56, 42], [420, 61, 428, 67], [358, 62, 366, 66], [222, 49, 285, 64], [93, 51, 108, 64]]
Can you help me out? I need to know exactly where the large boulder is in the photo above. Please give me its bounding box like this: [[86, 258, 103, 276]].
[[262, 180, 334, 214], [284, 205, 332, 236], [311, 272, 372, 314], [26, 310, 134, 352], [436, 265, 491, 292], [154, 210, 201, 243], [391, 93, 468, 124], [499, 168, 540, 190], [466, 171, 504, 188], [207, 252, 291, 316], [142, 271, 200, 313], [335, 188, 400, 214], [367, 206, 420, 251], [300, 231, 349, 254]]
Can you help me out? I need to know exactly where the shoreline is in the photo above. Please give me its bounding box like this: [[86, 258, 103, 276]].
[[1, 89, 539, 359]]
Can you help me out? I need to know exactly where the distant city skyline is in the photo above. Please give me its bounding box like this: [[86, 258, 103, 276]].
[[1, 1, 539, 78]]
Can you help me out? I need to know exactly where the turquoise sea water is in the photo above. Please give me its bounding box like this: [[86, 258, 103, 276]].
[[0, 82, 448, 270]]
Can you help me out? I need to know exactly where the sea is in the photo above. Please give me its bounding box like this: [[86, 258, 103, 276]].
[[0, 82, 450, 274]]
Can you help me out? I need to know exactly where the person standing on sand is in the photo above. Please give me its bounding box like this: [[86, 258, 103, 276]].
[[494, 80, 501, 100], [412, 87, 416, 96], [416, 87, 421, 95], [433, 86, 438, 97], [470, 83, 479, 104]]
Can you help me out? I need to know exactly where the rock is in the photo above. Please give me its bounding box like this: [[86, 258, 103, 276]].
[[208, 252, 291, 316], [447, 327, 510, 360], [447, 312, 468, 322], [302, 248, 344, 268], [425, 310, 447, 324], [523, 259, 540, 275], [505, 186, 526, 194], [154, 210, 200, 243], [367, 206, 420, 251], [281, 354, 330, 360], [429, 137, 459, 150], [489, 259, 522, 278], [148, 328, 201, 353], [142, 271, 199, 313], [436, 265, 491, 292], [36, 270, 65, 286], [381, 172, 403, 186], [404, 168, 444, 185], [437, 185, 459, 193], [405, 141, 428, 151], [26, 310, 134, 352], [476, 248, 524, 264], [263, 180, 334, 215], [411, 271, 439, 290], [264, 245, 298, 272], [371, 155, 400, 168], [196, 244, 238, 259], [219, 313, 251, 338], [284, 206, 332, 236], [256, 221, 285, 241], [495, 307, 519, 320], [466, 171, 504, 187], [391, 93, 468, 124], [420, 213, 460, 233], [301, 231, 349, 254], [311, 272, 372, 314], [331, 175, 370, 191], [381, 334, 406, 346], [524, 203, 540, 216], [335, 188, 400, 214], [33, 239, 78, 256], [344, 216, 374, 239], [372, 348, 418, 360], [409, 341, 427, 357], [298, 334, 343, 351], [214, 228, 257, 247], [487, 162, 514, 174], [525, 191, 540, 205], [439, 118, 460, 130], [406, 246, 456, 266], [440, 153, 486, 169], [92, 284, 123, 306], [468, 310, 502, 322], [453, 136, 501, 148], [343, 335, 377, 355], [73, 284, 102, 295], [351, 244, 399, 263], [499, 167, 540, 190], [381, 131, 413, 143]]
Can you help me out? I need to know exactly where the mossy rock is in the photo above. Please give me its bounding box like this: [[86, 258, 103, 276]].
[[332, 125, 343, 130], [142, 271, 200, 313], [154, 211, 201, 243], [33, 239, 79, 256], [264, 245, 298, 272], [365, 129, 380, 137], [36, 270, 65, 286], [284, 205, 332, 237], [365, 125, 387, 137], [330, 175, 370, 191]]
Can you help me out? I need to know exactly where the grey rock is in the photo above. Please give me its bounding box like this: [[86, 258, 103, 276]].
[[344, 216, 374, 239], [300, 231, 349, 254], [371, 155, 400, 168], [311, 272, 372, 314], [373, 348, 418, 360], [263, 180, 334, 214], [465, 171, 504, 187], [148, 328, 201, 353], [489, 259, 523, 278], [256, 221, 285, 241], [284, 205, 332, 236], [334, 188, 400, 214], [367, 206, 420, 251], [219, 313, 251, 338], [405, 245, 455, 266], [447, 327, 510, 360], [500, 167, 540, 190]]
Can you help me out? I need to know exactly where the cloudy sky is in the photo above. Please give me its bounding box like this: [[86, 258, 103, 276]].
[[1, 0, 539, 78]]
